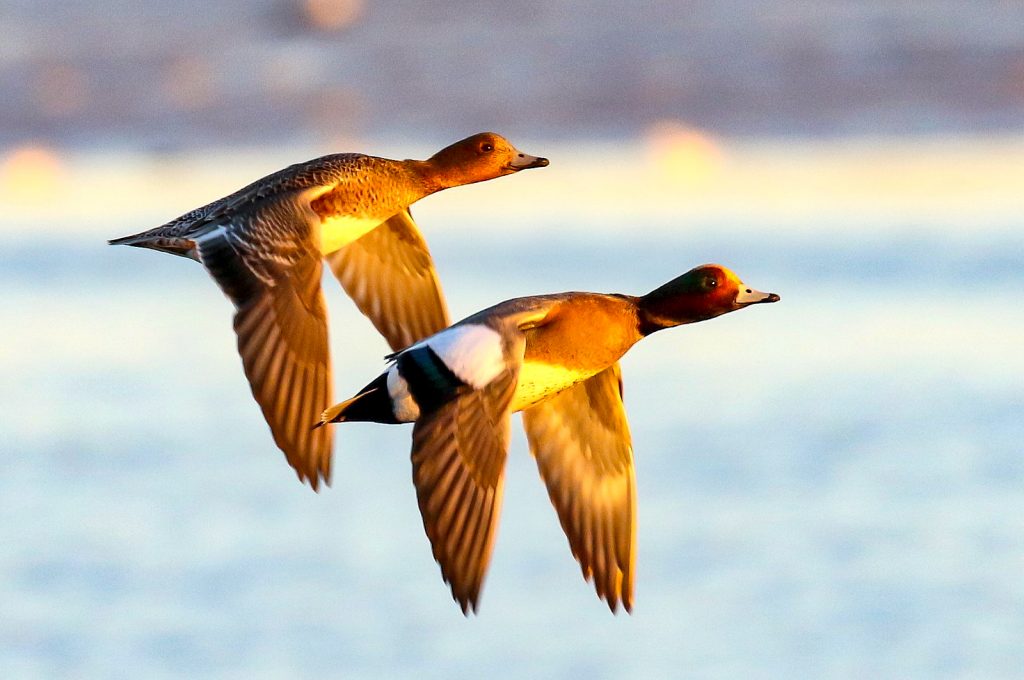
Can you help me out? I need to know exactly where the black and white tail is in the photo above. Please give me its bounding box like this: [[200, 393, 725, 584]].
[[317, 373, 398, 426]]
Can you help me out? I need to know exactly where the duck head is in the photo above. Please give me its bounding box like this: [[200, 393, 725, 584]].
[[422, 132, 549, 189], [637, 264, 779, 335]]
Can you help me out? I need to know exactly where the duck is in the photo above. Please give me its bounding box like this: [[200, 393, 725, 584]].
[[109, 133, 549, 490], [316, 263, 780, 613]]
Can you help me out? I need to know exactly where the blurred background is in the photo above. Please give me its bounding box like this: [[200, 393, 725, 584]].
[[2, 1, 1023, 678]]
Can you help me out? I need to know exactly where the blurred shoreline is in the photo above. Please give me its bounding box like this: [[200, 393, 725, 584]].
[[2, 132, 1022, 238]]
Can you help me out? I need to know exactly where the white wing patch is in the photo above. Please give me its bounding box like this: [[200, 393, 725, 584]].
[[417, 323, 506, 390]]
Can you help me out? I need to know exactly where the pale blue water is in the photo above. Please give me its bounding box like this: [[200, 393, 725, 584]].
[[2, 211, 1023, 679]]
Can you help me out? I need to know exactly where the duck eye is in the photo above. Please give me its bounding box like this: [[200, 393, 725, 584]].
[[480, 143, 494, 153], [702, 276, 718, 291]]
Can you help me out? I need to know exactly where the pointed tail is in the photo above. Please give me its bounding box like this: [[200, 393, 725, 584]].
[[316, 395, 357, 427], [314, 389, 377, 429], [314, 373, 396, 429], [109, 226, 197, 259]]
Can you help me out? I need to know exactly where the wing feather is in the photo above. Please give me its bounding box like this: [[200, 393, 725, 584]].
[[196, 193, 333, 489], [409, 369, 518, 613], [521, 363, 637, 612], [327, 210, 450, 351]]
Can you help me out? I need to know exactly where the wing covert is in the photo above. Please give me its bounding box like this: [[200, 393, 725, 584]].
[[327, 210, 450, 351]]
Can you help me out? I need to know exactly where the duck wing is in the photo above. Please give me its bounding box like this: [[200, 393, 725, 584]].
[[195, 190, 332, 490], [521, 363, 636, 612], [326, 209, 450, 352], [409, 365, 519, 614]]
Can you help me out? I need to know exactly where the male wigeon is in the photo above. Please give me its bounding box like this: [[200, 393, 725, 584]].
[[317, 264, 780, 613], [109, 133, 548, 489]]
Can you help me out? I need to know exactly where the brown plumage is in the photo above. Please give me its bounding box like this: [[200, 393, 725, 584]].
[[320, 264, 780, 612], [110, 133, 548, 489]]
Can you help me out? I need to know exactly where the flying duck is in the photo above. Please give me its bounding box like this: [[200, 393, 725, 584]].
[[317, 264, 780, 612], [109, 133, 549, 489]]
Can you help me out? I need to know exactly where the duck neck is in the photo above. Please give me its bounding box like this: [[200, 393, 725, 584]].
[[405, 158, 451, 194], [636, 293, 709, 336]]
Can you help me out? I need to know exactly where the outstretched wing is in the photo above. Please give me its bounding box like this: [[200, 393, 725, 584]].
[[327, 210, 450, 352], [409, 366, 519, 614], [195, 192, 332, 489], [521, 363, 636, 612]]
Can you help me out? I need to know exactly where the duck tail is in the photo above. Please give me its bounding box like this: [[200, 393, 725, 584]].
[[314, 373, 395, 429], [316, 394, 364, 427], [108, 225, 197, 260]]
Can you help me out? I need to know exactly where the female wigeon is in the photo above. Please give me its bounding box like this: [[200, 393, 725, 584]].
[[317, 264, 780, 613], [109, 133, 548, 490]]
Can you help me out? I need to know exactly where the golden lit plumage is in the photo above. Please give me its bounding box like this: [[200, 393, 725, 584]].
[[320, 264, 779, 612], [110, 133, 548, 489]]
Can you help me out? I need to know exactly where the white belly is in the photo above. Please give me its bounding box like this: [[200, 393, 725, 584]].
[[386, 365, 420, 422], [510, 360, 596, 413], [318, 214, 384, 254]]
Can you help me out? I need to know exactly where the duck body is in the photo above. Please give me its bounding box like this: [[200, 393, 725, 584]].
[[308, 155, 430, 254], [320, 264, 780, 613], [347, 292, 643, 424], [513, 293, 642, 411], [111, 152, 429, 260], [109, 133, 548, 490]]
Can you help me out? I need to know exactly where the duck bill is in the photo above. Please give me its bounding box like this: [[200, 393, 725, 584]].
[[508, 152, 550, 170], [736, 287, 780, 306]]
